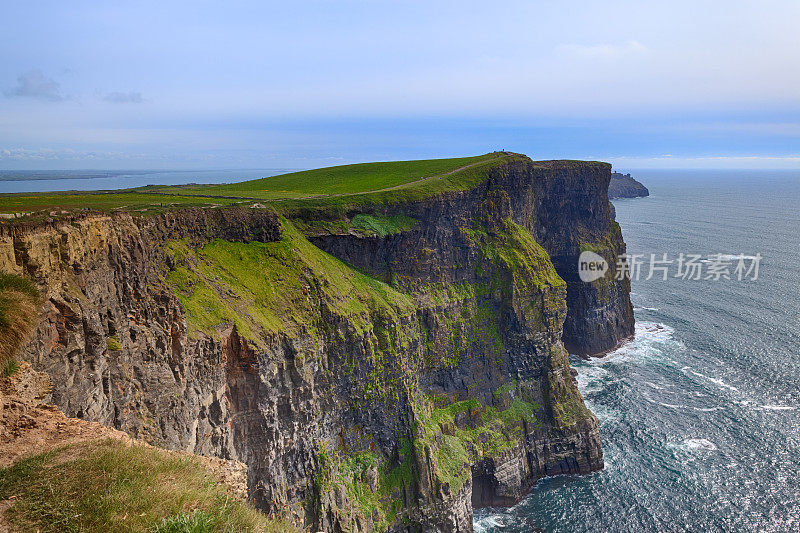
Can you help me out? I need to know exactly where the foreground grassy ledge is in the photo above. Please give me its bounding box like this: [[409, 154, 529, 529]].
[[0, 439, 298, 533]]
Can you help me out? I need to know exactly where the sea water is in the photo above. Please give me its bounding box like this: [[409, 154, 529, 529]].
[[0, 169, 293, 193], [475, 169, 800, 532]]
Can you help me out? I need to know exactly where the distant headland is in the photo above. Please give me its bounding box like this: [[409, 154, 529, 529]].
[[609, 172, 649, 198]]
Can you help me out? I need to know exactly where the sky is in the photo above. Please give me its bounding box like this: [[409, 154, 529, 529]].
[[1, 0, 799, 171]]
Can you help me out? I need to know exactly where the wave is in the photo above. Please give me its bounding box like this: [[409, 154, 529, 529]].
[[682, 367, 739, 391], [758, 405, 796, 411], [681, 438, 718, 451], [667, 438, 718, 452], [588, 321, 679, 365], [634, 306, 660, 311], [573, 321, 681, 403], [473, 513, 508, 533], [659, 402, 687, 409]]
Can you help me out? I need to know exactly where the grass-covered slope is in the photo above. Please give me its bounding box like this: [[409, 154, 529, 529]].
[[0, 439, 297, 532], [0, 152, 518, 216], [163, 216, 416, 347], [153, 154, 496, 199], [0, 273, 39, 376]]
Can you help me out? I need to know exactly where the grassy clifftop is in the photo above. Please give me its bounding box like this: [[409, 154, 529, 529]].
[[150, 154, 497, 199], [0, 152, 519, 217]]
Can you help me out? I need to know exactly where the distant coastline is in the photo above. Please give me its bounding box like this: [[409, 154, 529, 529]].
[[0, 169, 295, 194]]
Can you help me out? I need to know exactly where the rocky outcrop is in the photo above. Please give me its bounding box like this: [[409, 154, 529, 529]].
[[608, 172, 649, 199], [0, 156, 633, 531]]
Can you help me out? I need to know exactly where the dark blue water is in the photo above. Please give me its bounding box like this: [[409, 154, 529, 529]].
[[0, 169, 294, 193], [475, 170, 800, 532]]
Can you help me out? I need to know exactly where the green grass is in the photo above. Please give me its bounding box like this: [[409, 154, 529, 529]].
[[106, 336, 122, 351], [274, 152, 521, 212], [0, 154, 612, 218], [0, 153, 518, 215], [163, 217, 415, 346], [1, 358, 19, 377], [415, 389, 542, 495], [0, 192, 242, 215], [151, 154, 497, 200], [350, 214, 418, 237], [0, 273, 40, 370], [313, 445, 414, 532], [151, 509, 214, 533], [0, 439, 298, 533]]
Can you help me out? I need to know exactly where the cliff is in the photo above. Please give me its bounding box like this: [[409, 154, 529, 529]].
[[608, 172, 649, 199], [0, 154, 633, 532]]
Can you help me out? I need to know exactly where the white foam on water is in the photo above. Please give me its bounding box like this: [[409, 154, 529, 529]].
[[659, 402, 687, 409], [473, 513, 507, 533], [573, 321, 680, 404], [670, 438, 718, 451], [684, 438, 717, 451], [574, 363, 609, 392], [682, 367, 740, 391], [585, 401, 622, 424], [634, 306, 660, 311], [589, 321, 679, 366], [707, 377, 739, 391], [694, 406, 723, 412], [758, 405, 796, 411]]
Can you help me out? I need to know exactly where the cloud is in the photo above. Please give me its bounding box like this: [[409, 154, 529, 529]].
[[556, 40, 648, 60], [102, 91, 144, 104], [4, 70, 63, 101]]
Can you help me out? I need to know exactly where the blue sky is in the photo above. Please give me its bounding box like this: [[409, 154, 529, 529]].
[[1, 1, 799, 170]]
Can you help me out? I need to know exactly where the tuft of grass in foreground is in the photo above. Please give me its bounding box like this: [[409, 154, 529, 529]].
[[0, 439, 298, 533], [1, 358, 19, 377], [151, 509, 214, 533], [0, 273, 40, 372]]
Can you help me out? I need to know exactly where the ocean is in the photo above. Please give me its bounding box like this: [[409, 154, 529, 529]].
[[0, 169, 293, 193], [475, 169, 800, 532]]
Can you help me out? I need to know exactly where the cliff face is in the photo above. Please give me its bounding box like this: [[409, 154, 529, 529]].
[[314, 159, 634, 357], [608, 172, 649, 199], [0, 157, 632, 532]]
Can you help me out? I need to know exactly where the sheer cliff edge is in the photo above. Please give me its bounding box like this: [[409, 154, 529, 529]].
[[0, 153, 634, 532]]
